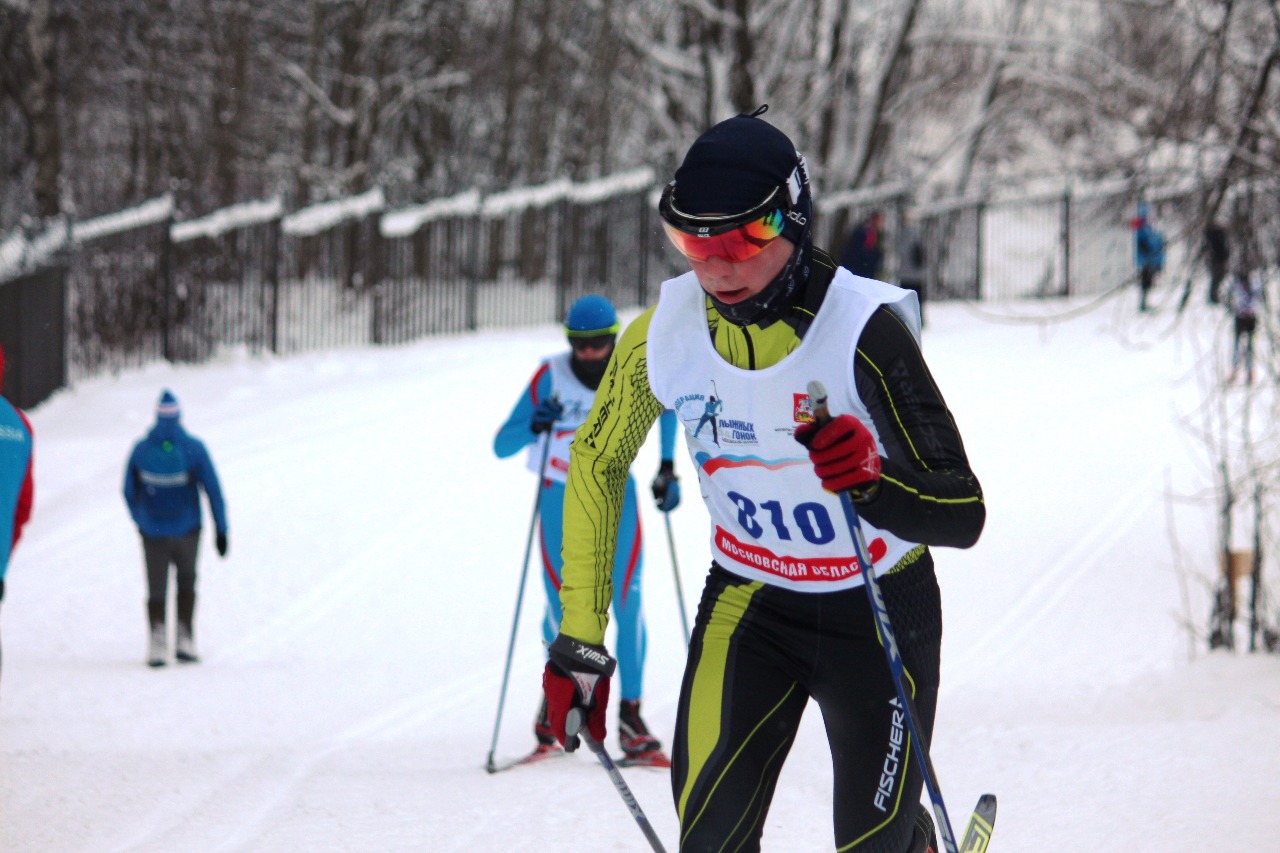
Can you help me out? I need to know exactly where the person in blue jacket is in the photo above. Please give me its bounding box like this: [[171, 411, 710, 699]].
[[494, 295, 681, 762], [0, 343, 36, 694], [840, 210, 886, 279], [1132, 201, 1166, 312], [123, 390, 228, 667]]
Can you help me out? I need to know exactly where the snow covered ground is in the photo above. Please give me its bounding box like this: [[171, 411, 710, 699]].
[[3, 287, 1279, 852]]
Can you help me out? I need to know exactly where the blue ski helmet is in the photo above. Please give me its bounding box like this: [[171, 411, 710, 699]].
[[565, 295, 620, 338]]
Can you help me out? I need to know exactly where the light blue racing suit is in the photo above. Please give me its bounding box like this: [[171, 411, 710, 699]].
[[494, 352, 677, 701]]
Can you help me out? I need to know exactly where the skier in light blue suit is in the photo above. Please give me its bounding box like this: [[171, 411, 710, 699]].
[[494, 295, 680, 762], [124, 390, 228, 667], [0, 343, 35, 694]]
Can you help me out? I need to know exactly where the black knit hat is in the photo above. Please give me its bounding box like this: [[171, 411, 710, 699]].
[[670, 106, 812, 245]]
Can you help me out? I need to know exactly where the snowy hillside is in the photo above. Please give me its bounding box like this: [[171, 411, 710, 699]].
[[3, 291, 1279, 852]]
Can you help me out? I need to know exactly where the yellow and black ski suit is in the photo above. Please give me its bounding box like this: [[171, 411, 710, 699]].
[[559, 249, 984, 852]]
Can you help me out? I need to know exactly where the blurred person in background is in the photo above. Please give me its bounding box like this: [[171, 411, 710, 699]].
[[1204, 220, 1230, 305], [1132, 201, 1165, 312], [1227, 266, 1264, 385], [897, 212, 927, 325], [841, 210, 886, 279], [124, 389, 228, 667]]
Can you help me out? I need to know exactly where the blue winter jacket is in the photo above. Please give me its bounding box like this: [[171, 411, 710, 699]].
[[123, 418, 227, 539], [0, 396, 34, 581], [1134, 221, 1165, 272]]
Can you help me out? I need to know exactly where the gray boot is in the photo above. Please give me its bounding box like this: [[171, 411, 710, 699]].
[[146, 599, 167, 667], [175, 592, 199, 663]]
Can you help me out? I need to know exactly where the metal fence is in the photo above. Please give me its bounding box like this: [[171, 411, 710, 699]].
[[1, 169, 1214, 407], [817, 183, 1202, 302], [170, 198, 283, 360], [66, 197, 174, 382]]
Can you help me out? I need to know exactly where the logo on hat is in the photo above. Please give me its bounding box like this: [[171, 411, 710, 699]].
[[787, 163, 804, 204]]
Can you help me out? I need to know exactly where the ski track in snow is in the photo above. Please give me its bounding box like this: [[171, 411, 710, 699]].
[[943, 478, 1150, 688], [6, 300, 1280, 851]]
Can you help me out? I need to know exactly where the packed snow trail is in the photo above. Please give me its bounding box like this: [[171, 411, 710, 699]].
[[3, 300, 1279, 851]]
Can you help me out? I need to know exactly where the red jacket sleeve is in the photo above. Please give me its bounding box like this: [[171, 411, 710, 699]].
[[13, 409, 33, 548]]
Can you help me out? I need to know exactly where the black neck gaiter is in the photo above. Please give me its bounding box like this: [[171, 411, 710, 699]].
[[570, 352, 611, 390]]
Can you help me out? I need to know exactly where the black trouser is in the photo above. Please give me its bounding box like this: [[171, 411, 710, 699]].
[[143, 531, 200, 627], [1139, 267, 1156, 309], [1208, 260, 1227, 304], [1233, 315, 1257, 373], [672, 557, 942, 853]]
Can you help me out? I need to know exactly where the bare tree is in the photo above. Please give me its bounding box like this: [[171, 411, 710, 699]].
[[3, 0, 1280, 241], [0, 0, 64, 219]]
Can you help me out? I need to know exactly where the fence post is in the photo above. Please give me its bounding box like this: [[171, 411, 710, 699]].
[[637, 191, 650, 307], [557, 197, 572, 324], [1061, 189, 1072, 297], [161, 211, 175, 362], [466, 214, 480, 332], [975, 201, 986, 301], [368, 215, 385, 345], [268, 216, 281, 355]]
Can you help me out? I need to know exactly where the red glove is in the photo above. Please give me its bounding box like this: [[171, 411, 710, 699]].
[[543, 634, 615, 749], [794, 414, 882, 500]]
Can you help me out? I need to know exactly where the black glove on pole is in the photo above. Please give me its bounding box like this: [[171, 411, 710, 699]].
[[650, 460, 681, 511], [530, 396, 564, 435]]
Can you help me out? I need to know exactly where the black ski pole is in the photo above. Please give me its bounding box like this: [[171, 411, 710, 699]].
[[565, 707, 669, 852], [485, 429, 555, 773], [806, 380, 963, 853], [663, 514, 690, 648]]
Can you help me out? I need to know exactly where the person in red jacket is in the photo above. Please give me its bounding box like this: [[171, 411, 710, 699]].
[[0, 343, 36, 695]]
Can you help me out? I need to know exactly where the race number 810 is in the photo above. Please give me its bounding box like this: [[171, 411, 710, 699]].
[[727, 491, 836, 545]]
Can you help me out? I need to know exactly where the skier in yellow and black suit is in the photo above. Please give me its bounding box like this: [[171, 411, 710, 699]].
[[541, 108, 985, 853]]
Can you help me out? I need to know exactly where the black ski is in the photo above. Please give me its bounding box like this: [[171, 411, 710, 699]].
[[486, 744, 567, 774], [957, 793, 997, 853]]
